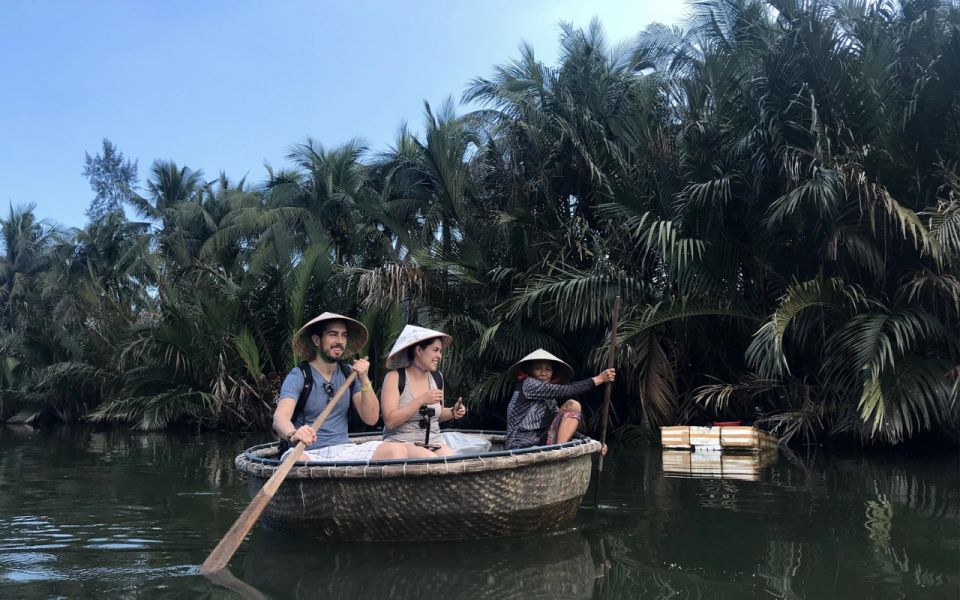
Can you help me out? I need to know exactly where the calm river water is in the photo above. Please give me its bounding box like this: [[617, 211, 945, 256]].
[[0, 426, 957, 599]]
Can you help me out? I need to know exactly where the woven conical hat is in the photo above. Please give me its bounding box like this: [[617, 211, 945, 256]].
[[293, 312, 368, 361], [508, 348, 574, 383], [385, 325, 453, 369]]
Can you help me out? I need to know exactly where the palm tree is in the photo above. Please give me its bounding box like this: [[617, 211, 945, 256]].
[[0, 204, 56, 332], [8, 0, 958, 444], [664, 0, 960, 443]]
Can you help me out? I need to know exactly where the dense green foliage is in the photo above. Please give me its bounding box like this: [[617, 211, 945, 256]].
[[1, 0, 957, 444]]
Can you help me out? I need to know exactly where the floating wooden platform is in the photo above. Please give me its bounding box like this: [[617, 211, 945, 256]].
[[660, 425, 778, 451]]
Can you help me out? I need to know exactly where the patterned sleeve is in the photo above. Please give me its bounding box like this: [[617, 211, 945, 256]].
[[521, 377, 595, 400]]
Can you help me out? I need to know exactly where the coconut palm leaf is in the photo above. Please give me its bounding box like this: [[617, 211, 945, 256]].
[[746, 277, 867, 377], [629, 331, 677, 426], [621, 300, 760, 342], [500, 266, 643, 331], [234, 328, 262, 382], [90, 389, 220, 430], [857, 356, 956, 443]]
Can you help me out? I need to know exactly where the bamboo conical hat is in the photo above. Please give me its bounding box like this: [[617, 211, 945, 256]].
[[385, 325, 453, 369], [293, 312, 369, 362], [508, 349, 575, 383]]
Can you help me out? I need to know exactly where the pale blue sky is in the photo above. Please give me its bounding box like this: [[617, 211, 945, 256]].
[[0, 1, 684, 228]]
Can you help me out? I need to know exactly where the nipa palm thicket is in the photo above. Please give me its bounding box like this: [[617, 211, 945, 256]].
[[0, 0, 956, 445]]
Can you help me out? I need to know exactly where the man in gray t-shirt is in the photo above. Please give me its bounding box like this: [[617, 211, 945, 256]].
[[278, 362, 360, 450], [272, 312, 422, 462]]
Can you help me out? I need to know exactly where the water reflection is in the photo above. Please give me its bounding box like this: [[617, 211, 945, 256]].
[[202, 568, 269, 600], [582, 448, 960, 599], [661, 449, 777, 481], [0, 426, 957, 598], [235, 529, 595, 599], [0, 426, 256, 598]]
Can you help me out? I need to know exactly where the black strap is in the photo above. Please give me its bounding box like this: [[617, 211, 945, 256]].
[[278, 362, 315, 454], [397, 368, 443, 393], [293, 361, 354, 422], [291, 361, 314, 423]]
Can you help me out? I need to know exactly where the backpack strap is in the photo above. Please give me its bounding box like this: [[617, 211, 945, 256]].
[[295, 362, 353, 422], [291, 361, 315, 424], [397, 368, 443, 393], [279, 361, 315, 454]]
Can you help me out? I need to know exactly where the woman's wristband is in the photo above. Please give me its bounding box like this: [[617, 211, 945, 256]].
[[360, 382, 373, 392]]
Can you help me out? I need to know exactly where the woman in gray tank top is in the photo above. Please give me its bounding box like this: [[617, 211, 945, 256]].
[[380, 325, 466, 457]]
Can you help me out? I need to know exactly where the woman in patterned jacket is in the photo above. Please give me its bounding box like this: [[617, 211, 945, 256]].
[[504, 349, 615, 450]]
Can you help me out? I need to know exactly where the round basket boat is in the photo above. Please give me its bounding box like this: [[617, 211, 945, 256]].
[[235, 430, 601, 541]]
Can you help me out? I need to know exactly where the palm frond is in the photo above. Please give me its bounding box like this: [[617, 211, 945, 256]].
[[500, 266, 643, 332], [89, 389, 220, 430], [234, 328, 262, 381], [747, 277, 866, 377], [857, 356, 956, 443]]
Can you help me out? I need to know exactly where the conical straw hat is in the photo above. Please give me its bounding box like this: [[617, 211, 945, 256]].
[[508, 348, 574, 383], [293, 312, 369, 362], [385, 325, 453, 369]]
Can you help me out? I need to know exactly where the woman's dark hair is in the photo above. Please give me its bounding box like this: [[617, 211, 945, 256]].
[[406, 337, 441, 361]]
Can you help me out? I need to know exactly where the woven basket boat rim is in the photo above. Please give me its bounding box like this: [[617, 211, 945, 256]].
[[238, 429, 599, 469]]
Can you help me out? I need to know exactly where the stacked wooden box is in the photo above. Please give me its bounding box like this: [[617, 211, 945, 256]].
[[660, 425, 777, 451]]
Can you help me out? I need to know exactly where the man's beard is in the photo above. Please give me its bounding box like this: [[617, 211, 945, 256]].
[[319, 345, 345, 362]]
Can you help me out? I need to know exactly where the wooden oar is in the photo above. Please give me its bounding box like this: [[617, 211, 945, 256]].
[[592, 295, 621, 507], [199, 371, 358, 574]]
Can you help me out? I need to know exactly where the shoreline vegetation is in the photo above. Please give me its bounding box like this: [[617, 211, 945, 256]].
[[0, 0, 957, 447]]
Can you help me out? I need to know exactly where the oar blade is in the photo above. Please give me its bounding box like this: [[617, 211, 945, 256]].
[[199, 487, 274, 574]]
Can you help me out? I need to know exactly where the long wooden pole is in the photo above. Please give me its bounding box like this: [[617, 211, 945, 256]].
[[592, 295, 621, 507], [199, 371, 358, 574]]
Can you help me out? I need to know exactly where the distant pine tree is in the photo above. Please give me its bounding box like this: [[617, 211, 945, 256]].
[[83, 138, 138, 219]]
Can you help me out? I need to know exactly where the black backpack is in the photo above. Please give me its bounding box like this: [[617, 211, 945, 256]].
[[277, 361, 353, 453]]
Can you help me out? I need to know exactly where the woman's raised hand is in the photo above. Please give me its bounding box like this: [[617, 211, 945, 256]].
[[418, 389, 445, 406]]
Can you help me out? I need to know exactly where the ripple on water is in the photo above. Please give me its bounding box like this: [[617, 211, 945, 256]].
[[0, 552, 57, 566], [0, 553, 65, 584], [0, 543, 69, 551], [0, 569, 67, 583], [0, 514, 167, 558], [0, 563, 195, 585]]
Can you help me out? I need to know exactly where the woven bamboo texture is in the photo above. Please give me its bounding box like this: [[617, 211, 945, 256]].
[[235, 432, 601, 541]]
